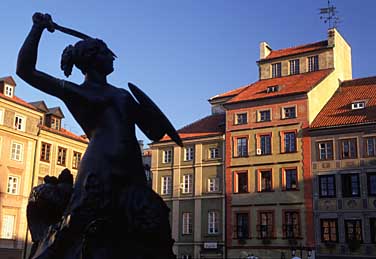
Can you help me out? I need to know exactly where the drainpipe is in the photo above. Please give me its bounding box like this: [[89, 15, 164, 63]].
[[22, 125, 40, 259]]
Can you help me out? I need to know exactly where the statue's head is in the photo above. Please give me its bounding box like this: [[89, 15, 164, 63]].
[[61, 38, 116, 77]]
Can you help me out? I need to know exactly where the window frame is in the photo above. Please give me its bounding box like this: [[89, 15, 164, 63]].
[[283, 210, 301, 239], [11, 141, 23, 161], [257, 133, 272, 155], [283, 168, 298, 191], [258, 169, 273, 192], [257, 109, 271, 122], [1, 214, 15, 239], [57, 146, 67, 166], [161, 175, 172, 195], [40, 142, 51, 162], [271, 62, 282, 78], [209, 147, 220, 159], [208, 211, 219, 235], [184, 146, 194, 161], [318, 141, 334, 160], [345, 219, 363, 242], [182, 174, 193, 194], [7, 175, 20, 195], [282, 106, 297, 119], [4, 85, 14, 97], [72, 151, 82, 169], [182, 212, 192, 235], [289, 59, 300, 75], [14, 114, 26, 131], [208, 177, 219, 192], [367, 173, 376, 196], [342, 173, 360, 198], [257, 210, 274, 239], [162, 149, 172, 164], [234, 171, 249, 193], [308, 55, 319, 72], [235, 112, 248, 125], [281, 130, 297, 153], [319, 174, 336, 198], [365, 137, 376, 157], [234, 136, 248, 157], [235, 212, 249, 239], [320, 218, 338, 243], [340, 138, 358, 159]]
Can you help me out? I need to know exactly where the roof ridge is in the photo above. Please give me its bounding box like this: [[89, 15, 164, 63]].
[[270, 40, 327, 53], [341, 75, 376, 87], [178, 113, 223, 132]]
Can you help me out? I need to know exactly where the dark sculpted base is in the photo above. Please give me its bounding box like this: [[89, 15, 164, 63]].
[[19, 13, 180, 259]]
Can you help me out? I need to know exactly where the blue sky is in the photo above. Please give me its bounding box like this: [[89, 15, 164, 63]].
[[1, 0, 376, 144]]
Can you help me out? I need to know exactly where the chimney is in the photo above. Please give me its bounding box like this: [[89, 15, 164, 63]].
[[328, 28, 336, 47], [260, 41, 272, 59]]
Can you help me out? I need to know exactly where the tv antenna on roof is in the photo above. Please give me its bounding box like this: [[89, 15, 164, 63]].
[[319, 0, 340, 29]]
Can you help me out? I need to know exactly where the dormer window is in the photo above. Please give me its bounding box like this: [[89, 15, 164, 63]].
[[308, 55, 319, 72], [352, 101, 365, 110], [4, 85, 13, 97], [50, 117, 61, 130], [266, 85, 279, 93], [271, 63, 282, 78], [289, 59, 300, 75]]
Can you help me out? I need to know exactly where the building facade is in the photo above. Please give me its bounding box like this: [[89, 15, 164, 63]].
[[150, 114, 226, 259], [0, 76, 88, 259], [209, 28, 352, 259], [310, 77, 376, 259]]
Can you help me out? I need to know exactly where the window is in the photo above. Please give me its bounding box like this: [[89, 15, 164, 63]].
[[40, 142, 51, 162], [258, 134, 271, 155], [319, 175, 336, 198], [367, 173, 376, 196], [271, 62, 282, 78], [14, 115, 25, 131], [209, 147, 219, 159], [163, 149, 172, 163], [4, 85, 13, 97], [208, 211, 219, 234], [235, 113, 247, 125], [236, 137, 248, 157], [283, 211, 300, 238], [345, 219, 362, 242], [341, 139, 357, 159], [208, 177, 219, 192], [161, 176, 172, 195], [266, 85, 279, 93], [57, 146, 67, 166], [283, 132, 296, 153], [7, 175, 20, 195], [370, 218, 376, 244], [289, 59, 300, 75], [0, 109, 4, 124], [282, 107, 296, 119], [366, 137, 376, 157], [352, 101, 365, 110], [1, 215, 15, 239], [258, 211, 274, 239], [11, 142, 23, 161], [72, 151, 82, 169], [50, 117, 61, 130], [260, 170, 272, 192], [318, 141, 333, 160], [182, 212, 192, 234], [321, 219, 338, 242], [184, 146, 194, 161], [235, 171, 248, 193], [258, 110, 271, 122], [236, 213, 249, 239], [342, 174, 360, 197], [182, 174, 193, 194], [308, 55, 319, 72], [285, 168, 298, 190]]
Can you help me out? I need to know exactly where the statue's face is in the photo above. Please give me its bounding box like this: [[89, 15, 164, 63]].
[[94, 46, 115, 75]]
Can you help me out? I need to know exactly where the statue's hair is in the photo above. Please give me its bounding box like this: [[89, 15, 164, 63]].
[[60, 38, 115, 77]]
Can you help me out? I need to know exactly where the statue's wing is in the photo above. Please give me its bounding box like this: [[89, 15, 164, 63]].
[[128, 83, 183, 147]]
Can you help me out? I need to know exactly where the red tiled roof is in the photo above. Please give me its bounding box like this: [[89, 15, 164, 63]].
[[311, 76, 376, 128], [209, 85, 249, 101], [40, 125, 89, 143], [161, 113, 225, 142], [226, 69, 333, 104], [261, 40, 329, 61], [0, 93, 39, 111], [0, 76, 16, 86]]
